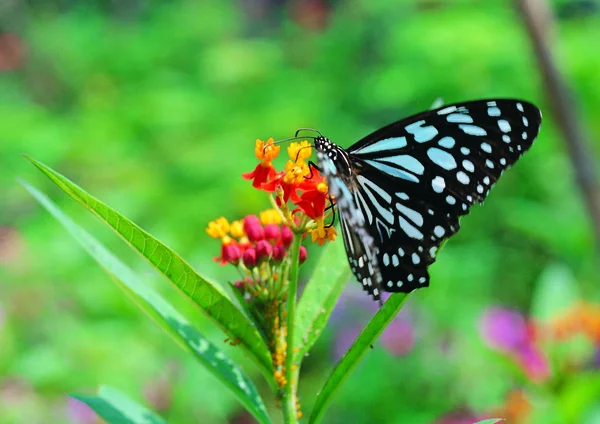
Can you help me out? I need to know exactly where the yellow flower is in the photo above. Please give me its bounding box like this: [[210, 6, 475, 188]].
[[206, 217, 230, 239], [283, 160, 309, 185], [254, 138, 280, 163], [287, 140, 312, 162], [260, 208, 282, 225], [230, 220, 245, 238]]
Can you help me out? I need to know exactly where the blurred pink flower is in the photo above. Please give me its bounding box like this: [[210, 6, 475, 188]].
[[517, 344, 550, 382], [480, 306, 550, 382], [66, 397, 97, 424], [480, 307, 528, 352]]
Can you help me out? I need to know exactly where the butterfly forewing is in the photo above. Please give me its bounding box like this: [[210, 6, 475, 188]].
[[316, 99, 542, 300]]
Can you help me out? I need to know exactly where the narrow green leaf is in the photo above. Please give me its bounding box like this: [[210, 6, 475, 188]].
[[294, 238, 350, 361], [309, 293, 409, 424], [71, 386, 166, 424], [472, 419, 504, 424], [22, 180, 271, 424], [24, 156, 273, 379]]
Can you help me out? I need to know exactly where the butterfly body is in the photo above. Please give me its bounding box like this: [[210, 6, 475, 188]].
[[312, 99, 542, 302]]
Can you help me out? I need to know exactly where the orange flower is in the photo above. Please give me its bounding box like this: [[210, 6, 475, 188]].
[[310, 218, 337, 246]]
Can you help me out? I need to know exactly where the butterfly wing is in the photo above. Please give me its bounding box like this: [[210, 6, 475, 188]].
[[341, 99, 542, 295]]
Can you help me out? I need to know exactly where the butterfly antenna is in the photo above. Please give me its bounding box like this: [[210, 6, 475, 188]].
[[265, 135, 317, 154], [294, 128, 323, 138]]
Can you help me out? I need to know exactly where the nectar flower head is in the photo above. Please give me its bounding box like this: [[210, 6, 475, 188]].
[[287, 141, 312, 162], [283, 160, 310, 185], [242, 139, 280, 188], [255, 137, 280, 163], [230, 220, 245, 238], [206, 217, 230, 239], [310, 219, 337, 246]]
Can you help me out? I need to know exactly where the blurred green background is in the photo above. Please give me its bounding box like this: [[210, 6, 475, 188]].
[[1, 0, 599, 423]]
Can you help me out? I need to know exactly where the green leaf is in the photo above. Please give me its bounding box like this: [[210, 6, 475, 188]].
[[294, 238, 350, 361], [24, 156, 274, 380], [472, 420, 504, 424], [71, 386, 166, 424], [22, 180, 271, 424], [309, 293, 409, 424]]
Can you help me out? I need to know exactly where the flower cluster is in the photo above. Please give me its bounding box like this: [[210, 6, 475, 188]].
[[242, 138, 336, 245], [207, 137, 338, 404], [206, 211, 307, 300]]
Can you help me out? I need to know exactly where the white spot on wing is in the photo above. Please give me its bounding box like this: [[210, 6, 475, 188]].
[[457, 171, 469, 184], [459, 125, 487, 136], [427, 148, 457, 170], [438, 136, 455, 149], [376, 155, 424, 175], [399, 216, 424, 240], [353, 137, 407, 155], [447, 113, 473, 124], [405, 120, 439, 143], [498, 120, 511, 132], [396, 203, 424, 227], [432, 176, 445, 193], [364, 160, 419, 183]]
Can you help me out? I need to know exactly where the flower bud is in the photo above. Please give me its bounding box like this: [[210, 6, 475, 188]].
[[242, 248, 258, 268], [264, 224, 281, 241], [272, 244, 286, 263], [243, 215, 261, 233], [246, 223, 265, 243], [255, 240, 273, 262], [223, 244, 242, 265], [281, 225, 293, 248], [299, 245, 308, 264]]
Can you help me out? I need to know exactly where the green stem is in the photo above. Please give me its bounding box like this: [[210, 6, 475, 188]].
[[282, 234, 302, 424]]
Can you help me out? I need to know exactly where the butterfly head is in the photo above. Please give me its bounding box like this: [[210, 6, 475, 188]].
[[314, 136, 339, 160]]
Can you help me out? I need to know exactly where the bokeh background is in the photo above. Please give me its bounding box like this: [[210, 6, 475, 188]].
[[1, 0, 600, 423]]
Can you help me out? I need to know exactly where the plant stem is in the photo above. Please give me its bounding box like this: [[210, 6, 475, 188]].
[[282, 234, 302, 424]]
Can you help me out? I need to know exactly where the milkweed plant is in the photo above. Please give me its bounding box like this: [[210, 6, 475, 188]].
[[21, 139, 499, 424]]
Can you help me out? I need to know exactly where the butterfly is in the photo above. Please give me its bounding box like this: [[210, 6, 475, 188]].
[[307, 99, 542, 303]]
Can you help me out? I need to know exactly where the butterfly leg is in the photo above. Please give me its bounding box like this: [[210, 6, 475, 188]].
[[305, 160, 322, 180], [324, 194, 337, 228]]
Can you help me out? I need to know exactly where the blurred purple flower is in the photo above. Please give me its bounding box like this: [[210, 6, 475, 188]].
[[380, 309, 415, 356], [480, 307, 528, 352], [67, 397, 97, 424], [333, 326, 362, 360], [331, 289, 414, 359]]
